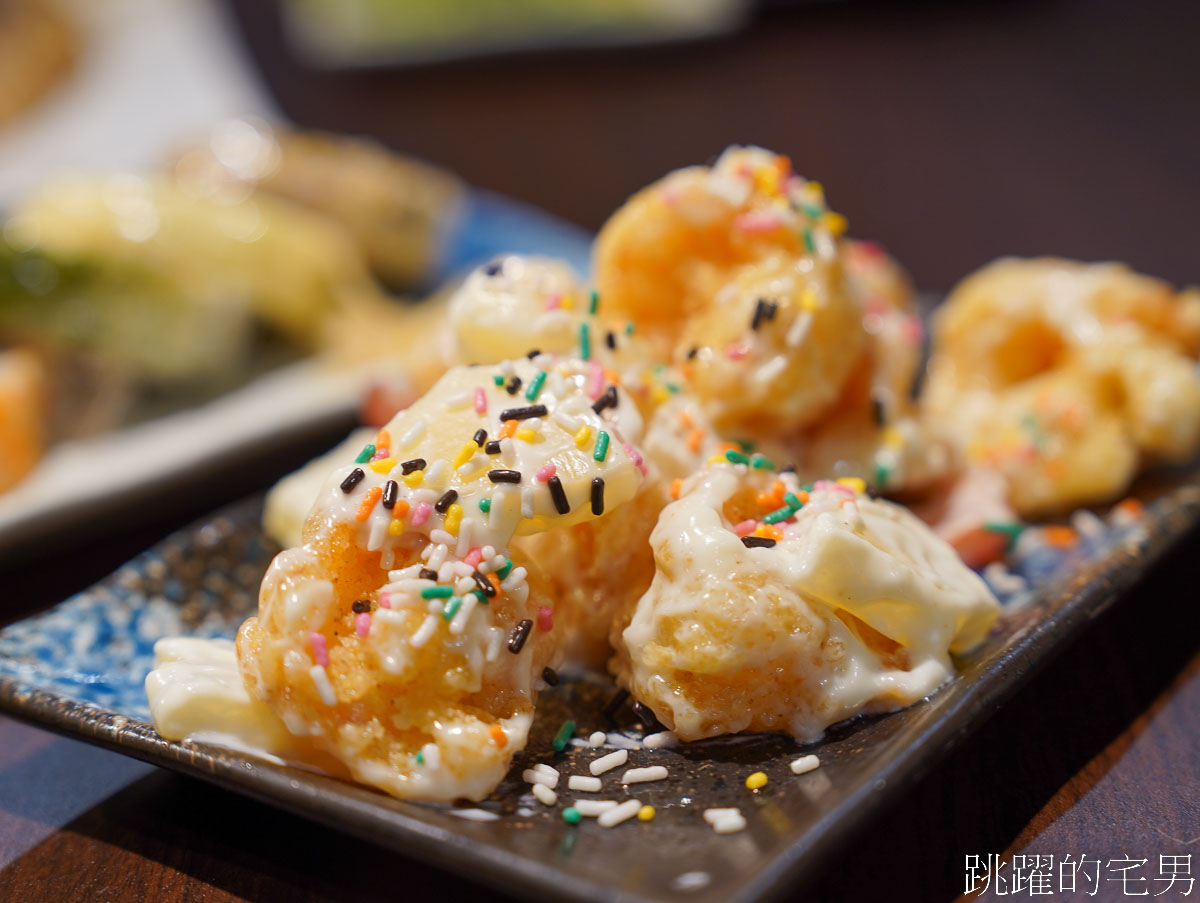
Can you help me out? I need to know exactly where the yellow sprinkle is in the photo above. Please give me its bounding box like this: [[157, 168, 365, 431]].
[[821, 211, 848, 237], [368, 457, 396, 474], [650, 385, 670, 406], [388, 519, 406, 535], [707, 454, 727, 465], [881, 426, 905, 450], [806, 180, 824, 200], [573, 425, 593, 448], [637, 805, 655, 822], [745, 771, 768, 791], [403, 470, 424, 488], [560, 294, 575, 311], [515, 428, 538, 443], [837, 477, 867, 494], [753, 165, 781, 196], [443, 503, 463, 536], [452, 443, 476, 469], [800, 288, 819, 312]]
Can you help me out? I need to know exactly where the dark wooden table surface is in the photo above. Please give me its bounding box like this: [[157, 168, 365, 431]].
[[2, 0, 1199, 900]]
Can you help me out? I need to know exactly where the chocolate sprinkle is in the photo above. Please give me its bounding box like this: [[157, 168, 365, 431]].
[[686, 346, 700, 360], [340, 468, 365, 493], [506, 376, 522, 395], [507, 619, 533, 654], [434, 489, 458, 514], [526, 348, 542, 359], [741, 536, 778, 548], [871, 396, 887, 427], [472, 571, 497, 597], [751, 297, 779, 331], [542, 667, 559, 686], [381, 480, 399, 509], [547, 476, 570, 514], [484, 440, 502, 455], [419, 568, 438, 581], [483, 260, 503, 276], [352, 599, 371, 614], [603, 688, 630, 723], [605, 330, 616, 350], [400, 458, 427, 475], [488, 469, 522, 483], [499, 404, 548, 421], [590, 477, 605, 516], [632, 701, 664, 730], [473, 428, 488, 446], [591, 386, 618, 415]]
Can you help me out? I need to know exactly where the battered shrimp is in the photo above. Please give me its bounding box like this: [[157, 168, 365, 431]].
[[595, 145, 845, 331], [925, 258, 1200, 516], [612, 463, 999, 742], [234, 357, 647, 801]]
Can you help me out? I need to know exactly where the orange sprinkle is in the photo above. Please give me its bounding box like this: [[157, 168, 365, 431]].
[[715, 441, 740, 455], [1045, 458, 1066, 480], [1042, 525, 1077, 548], [355, 486, 383, 522], [489, 725, 508, 748], [487, 572, 502, 595], [670, 478, 683, 500], [499, 419, 518, 440], [1115, 497, 1144, 519], [686, 427, 705, 454], [391, 499, 411, 520], [678, 409, 694, 429], [375, 429, 392, 449], [753, 524, 783, 541]]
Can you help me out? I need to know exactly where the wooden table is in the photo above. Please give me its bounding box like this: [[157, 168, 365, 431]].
[[2, 0, 1199, 899]]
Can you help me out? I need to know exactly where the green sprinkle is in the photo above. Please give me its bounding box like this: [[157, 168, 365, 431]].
[[803, 229, 815, 254], [579, 322, 591, 360], [751, 455, 776, 470], [593, 430, 610, 462], [588, 289, 599, 315], [801, 482, 814, 493], [763, 505, 793, 525], [525, 371, 547, 401], [355, 444, 376, 464], [421, 586, 453, 599], [803, 204, 822, 219], [873, 462, 892, 488], [736, 439, 756, 452], [478, 498, 492, 513], [469, 589, 489, 605], [625, 321, 635, 335], [724, 449, 750, 465], [442, 596, 462, 621], [985, 521, 1025, 551], [415, 751, 425, 765], [562, 807, 582, 825], [552, 719, 576, 752], [784, 492, 803, 510], [493, 374, 505, 386], [666, 383, 681, 394], [496, 558, 514, 580]]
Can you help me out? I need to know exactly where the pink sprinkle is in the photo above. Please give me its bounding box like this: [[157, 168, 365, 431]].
[[813, 479, 836, 493], [733, 210, 783, 234], [863, 296, 890, 317], [371, 447, 389, 461], [537, 606, 554, 632], [411, 502, 433, 526], [474, 387, 487, 415], [545, 293, 562, 311], [588, 360, 605, 400], [355, 612, 371, 638], [725, 342, 749, 361], [535, 463, 557, 482], [733, 519, 758, 537], [623, 443, 647, 475], [463, 548, 483, 569], [903, 315, 926, 345], [378, 594, 393, 609], [659, 185, 680, 206], [309, 632, 329, 667]]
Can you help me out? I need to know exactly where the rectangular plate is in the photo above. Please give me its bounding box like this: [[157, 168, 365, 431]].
[[1, 484, 1197, 903]]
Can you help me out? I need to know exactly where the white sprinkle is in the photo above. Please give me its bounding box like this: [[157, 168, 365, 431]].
[[588, 731, 606, 747], [389, 564, 423, 580], [409, 614, 439, 648], [411, 488, 438, 505], [642, 731, 677, 749], [500, 566, 527, 593], [532, 762, 560, 778], [366, 516, 388, 552], [485, 626, 503, 661], [1071, 508, 1106, 540], [481, 545, 496, 561], [445, 390, 472, 410], [598, 799, 642, 828], [430, 529, 455, 549], [437, 561, 456, 583], [457, 458, 486, 479], [622, 766, 668, 785], [590, 749, 628, 775], [426, 544, 449, 571], [790, 754, 821, 775], [309, 665, 337, 706], [532, 783, 557, 806], [523, 769, 557, 787], [451, 561, 474, 578], [420, 743, 440, 769], [786, 311, 813, 347], [397, 419, 426, 450], [456, 518, 476, 556], [449, 808, 499, 822], [454, 576, 475, 596], [449, 593, 477, 635], [521, 485, 534, 519], [712, 813, 747, 834], [425, 460, 447, 484], [572, 799, 618, 816], [671, 872, 711, 892], [983, 561, 1027, 595], [753, 354, 788, 386], [703, 808, 741, 825], [499, 437, 516, 465], [568, 775, 603, 792], [604, 733, 643, 751], [380, 547, 395, 569], [499, 360, 515, 376]]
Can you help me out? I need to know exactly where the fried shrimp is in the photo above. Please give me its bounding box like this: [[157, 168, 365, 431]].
[[612, 463, 999, 742], [925, 258, 1200, 516], [232, 357, 646, 800]]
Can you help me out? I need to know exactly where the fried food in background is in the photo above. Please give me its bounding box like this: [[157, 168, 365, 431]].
[[0, 0, 77, 129], [924, 258, 1200, 517], [0, 349, 45, 492]]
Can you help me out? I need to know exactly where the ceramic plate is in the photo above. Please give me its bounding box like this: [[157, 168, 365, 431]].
[[1, 479, 1197, 903]]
